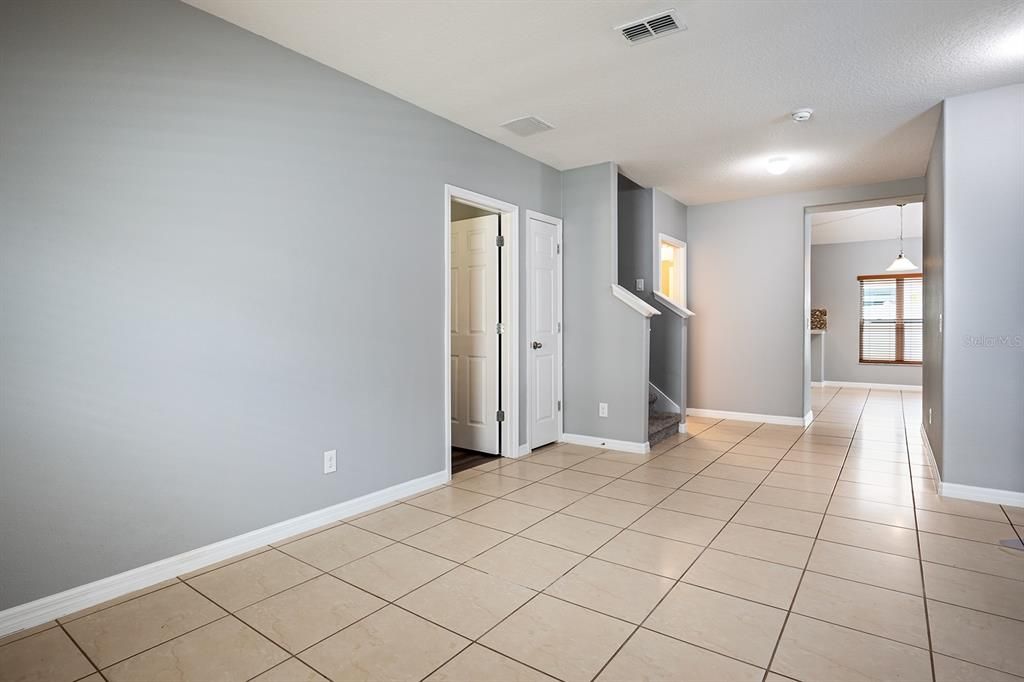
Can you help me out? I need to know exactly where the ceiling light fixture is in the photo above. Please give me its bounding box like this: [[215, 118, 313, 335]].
[[791, 108, 814, 122], [766, 156, 791, 175], [993, 28, 1024, 60], [886, 203, 918, 272]]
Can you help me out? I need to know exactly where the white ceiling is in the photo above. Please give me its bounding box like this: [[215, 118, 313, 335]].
[[185, 0, 1024, 205], [811, 203, 923, 245]]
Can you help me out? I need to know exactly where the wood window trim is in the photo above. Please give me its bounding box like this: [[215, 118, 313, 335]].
[[858, 273, 923, 366]]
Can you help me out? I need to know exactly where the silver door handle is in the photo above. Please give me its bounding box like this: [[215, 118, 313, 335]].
[[531, 341, 543, 349]]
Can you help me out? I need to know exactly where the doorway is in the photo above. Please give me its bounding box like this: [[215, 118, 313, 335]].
[[444, 186, 519, 476], [803, 194, 925, 417]]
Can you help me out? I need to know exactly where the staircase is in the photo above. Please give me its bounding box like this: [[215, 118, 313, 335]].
[[648, 389, 681, 447]]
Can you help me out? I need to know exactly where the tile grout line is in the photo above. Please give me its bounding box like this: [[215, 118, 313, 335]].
[[254, 438, 715, 682], [759, 385, 862, 682], [596, 398, 845, 681], [34, 401, 1011, 682], [56, 620, 103, 680], [903, 390, 938, 682]]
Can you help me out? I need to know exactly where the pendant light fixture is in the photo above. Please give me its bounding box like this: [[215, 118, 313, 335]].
[[886, 203, 918, 272]]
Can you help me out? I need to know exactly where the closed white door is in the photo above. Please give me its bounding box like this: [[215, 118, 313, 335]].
[[450, 215, 500, 454], [528, 215, 562, 449]]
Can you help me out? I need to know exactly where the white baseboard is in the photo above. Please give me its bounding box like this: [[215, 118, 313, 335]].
[[920, 425, 1024, 506], [803, 410, 814, 427], [811, 381, 825, 388], [561, 433, 650, 454], [648, 382, 680, 414], [685, 408, 807, 427], [939, 481, 1024, 507], [517, 443, 532, 457], [824, 381, 922, 391], [0, 470, 449, 639]]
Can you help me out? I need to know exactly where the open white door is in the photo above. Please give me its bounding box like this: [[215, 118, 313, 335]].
[[450, 215, 500, 454], [528, 213, 562, 449]]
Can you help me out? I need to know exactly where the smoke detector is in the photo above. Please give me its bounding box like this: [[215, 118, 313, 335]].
[[500, 116, 555, 137], [616, 10, 685, 44], [791, 108, 814, 122]]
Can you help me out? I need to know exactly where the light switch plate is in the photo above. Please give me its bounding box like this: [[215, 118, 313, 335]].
[[323, 449, 337, 474]]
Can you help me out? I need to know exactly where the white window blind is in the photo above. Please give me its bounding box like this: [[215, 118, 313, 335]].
[[858, 274, 922, 365]]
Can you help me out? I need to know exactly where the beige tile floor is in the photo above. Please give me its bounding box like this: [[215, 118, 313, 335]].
[[4, 387, 1024, 681]]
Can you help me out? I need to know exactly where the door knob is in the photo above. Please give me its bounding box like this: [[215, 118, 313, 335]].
[[531, 341, 543, 349]]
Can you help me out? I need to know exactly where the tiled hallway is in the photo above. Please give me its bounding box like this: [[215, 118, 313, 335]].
[[3, 388, 1023, 682]]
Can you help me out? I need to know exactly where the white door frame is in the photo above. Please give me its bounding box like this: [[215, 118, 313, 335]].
[[444, 185, 520, 479], [524, 210, 564, 452]]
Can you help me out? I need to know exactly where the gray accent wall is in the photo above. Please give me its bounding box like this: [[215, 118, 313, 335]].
[[811, 238, 924, 385], [616, 175, 652, 294], [931, 84, 1024, 492], [615, 179, 689, 414], [686, 177, 926, 419], [923, 107, 946, 474], [650, 190, 689, 412], [0, 0, 561, 609], [562, 164, 649, 444]]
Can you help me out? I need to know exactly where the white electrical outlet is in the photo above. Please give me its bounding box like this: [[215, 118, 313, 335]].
[[323, 449, 337, 474], [599, 402, 608, 418], [635, 278, 644, 292]]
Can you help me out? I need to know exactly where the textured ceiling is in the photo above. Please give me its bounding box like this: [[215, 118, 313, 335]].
[[811, 203, 923, 245], [185, 0, 1024, 205]]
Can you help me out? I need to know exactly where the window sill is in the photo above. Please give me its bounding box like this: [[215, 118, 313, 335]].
[[652, 290, 694, 318], [858, 361, 923, 366]]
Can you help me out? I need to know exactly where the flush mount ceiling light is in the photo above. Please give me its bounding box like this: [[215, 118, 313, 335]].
[[886, 203, 919, 272], [766, 156, 791, 175], [993, 28, 1024, 60], [791, 108, 814, 122]]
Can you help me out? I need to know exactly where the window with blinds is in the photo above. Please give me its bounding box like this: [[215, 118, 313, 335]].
[[858, 273, 923, 364]]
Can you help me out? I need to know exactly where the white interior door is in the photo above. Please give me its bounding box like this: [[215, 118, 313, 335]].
[[450, 215, 500, 454], [528, 215, 562, 449]]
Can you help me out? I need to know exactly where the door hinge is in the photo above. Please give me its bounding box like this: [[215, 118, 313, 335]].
[[496, 322, 505, 335], [496, 410, 505, 423], [557, 322, 562, 333], [556, 243, 561, 254], [557, 400, 561, 412], [496, 235, 505, 247]]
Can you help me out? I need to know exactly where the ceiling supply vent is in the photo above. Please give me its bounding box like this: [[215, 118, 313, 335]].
[[500, 116, 555, 137], [616, 10, 684, 44]]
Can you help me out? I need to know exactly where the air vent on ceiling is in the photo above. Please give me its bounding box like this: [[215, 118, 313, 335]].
[[500, 116, 555, 137], [616, 10, 684, 44]]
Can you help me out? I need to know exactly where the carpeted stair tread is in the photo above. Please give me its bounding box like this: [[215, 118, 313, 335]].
[[648, 410, 681, 447]]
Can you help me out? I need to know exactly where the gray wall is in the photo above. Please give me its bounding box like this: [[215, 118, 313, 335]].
[[615, 179, 689, 415], [616, 175, 652, 294], [0, 0, 561, 609], [650, 190, 689, 411], [810, 335, 824, 383], [923, 108, 946, 473], [811, 238, 924, 385], [563, 163, 648, 444], [686, 177, 926, 419], [938, 84, 1024, 492]]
